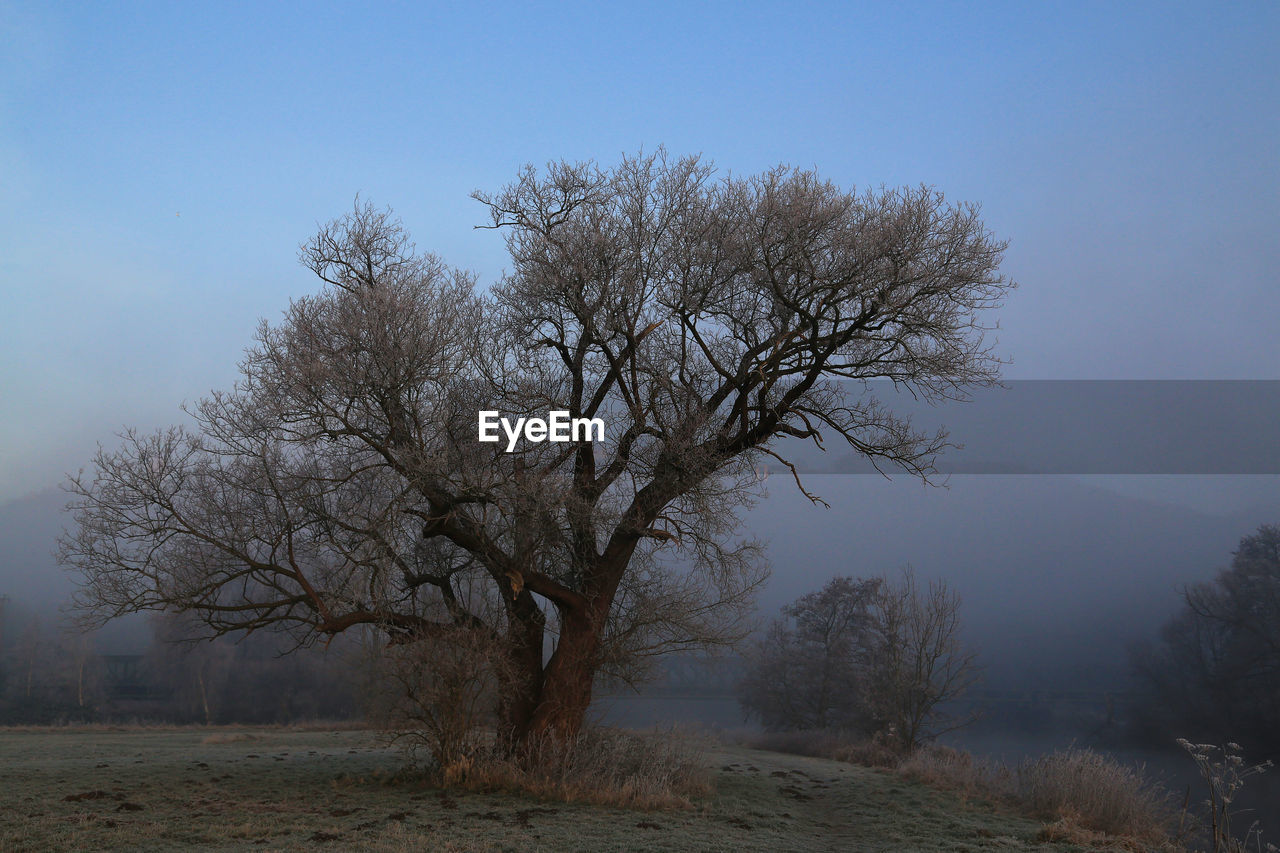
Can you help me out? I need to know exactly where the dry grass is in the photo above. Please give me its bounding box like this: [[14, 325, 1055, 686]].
[[1035, 816, 1147, 850], [432, 727, 712, 809], [897, 744, 1179, 849], [730, 732, 1180, 848], [897, 744, 1013, 801], [1017, 747, 1174, 842], [728, 729, 900, 768]]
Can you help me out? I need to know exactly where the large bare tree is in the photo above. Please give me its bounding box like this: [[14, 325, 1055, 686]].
[[60, 151, 1013, 747]]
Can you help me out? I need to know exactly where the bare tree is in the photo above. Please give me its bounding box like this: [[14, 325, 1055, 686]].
[[866, 569, 980, 752], [738, 576, 880, 731], [60, 151, 1013, 749], [0, 610, 105, 722], [739, 571, 979, 751], [1133, 525, 1280, 754]]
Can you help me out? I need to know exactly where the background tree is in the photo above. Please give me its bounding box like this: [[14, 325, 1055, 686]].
[[738, 576, 880, 731], [866, 569, 980, 752], [0, 607, 105, 723], [739, 570, 979, 752], [143, 611, 370, 725], [1132, 525, 1280, 757], [60, 151, 1013, 752]]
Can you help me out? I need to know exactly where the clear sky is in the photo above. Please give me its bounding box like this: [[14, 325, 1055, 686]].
[[1, 1, 1277, 502]]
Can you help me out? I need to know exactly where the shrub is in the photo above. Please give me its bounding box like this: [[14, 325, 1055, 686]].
[[446, 727, 712, 809], [897, 744, 1178, 848], [1016, 747, 1173, 842], [897, 744, 1012, 800], [737, 572, 979, 753], [369, 626, 510, 772], [736, 729, 848, 758]]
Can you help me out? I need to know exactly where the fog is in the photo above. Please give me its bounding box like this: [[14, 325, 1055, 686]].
[[6, 469, 1276, 682]]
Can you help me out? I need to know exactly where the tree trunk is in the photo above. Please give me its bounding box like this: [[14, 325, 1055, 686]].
[[197, 664, 211, 725], [527, 609, 600, 741], [499, 550, 630, 754], [502, 603, 604, 753], [498, 589, 547, 748]]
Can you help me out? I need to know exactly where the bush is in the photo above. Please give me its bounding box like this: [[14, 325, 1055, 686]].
[[737, 572, 979, 753], [370, 626, 510, 772], [1016, 747, 1173, 842], [897, 744, 1012, 800], [896, 744, 1178, 848], [735, 729, 849, 759]]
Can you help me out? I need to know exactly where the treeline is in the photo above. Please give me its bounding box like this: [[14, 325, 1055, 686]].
[[0, 610, 373, 725], [5, 524, 1278, 759], [1128, 524, 1280, 758]]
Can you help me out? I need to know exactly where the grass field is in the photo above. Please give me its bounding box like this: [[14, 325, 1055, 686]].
[[0, 727, 1109, 852]]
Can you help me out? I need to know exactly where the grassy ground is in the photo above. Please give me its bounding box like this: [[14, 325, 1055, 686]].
[[0, 727, 1105, 852]]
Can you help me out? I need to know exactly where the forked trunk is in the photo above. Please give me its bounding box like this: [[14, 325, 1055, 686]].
[[502, 606, 603, 752], [497, 589, 547, 749]]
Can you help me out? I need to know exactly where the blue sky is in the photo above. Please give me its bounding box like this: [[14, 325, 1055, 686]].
[[1, 1, 1277, 501]]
